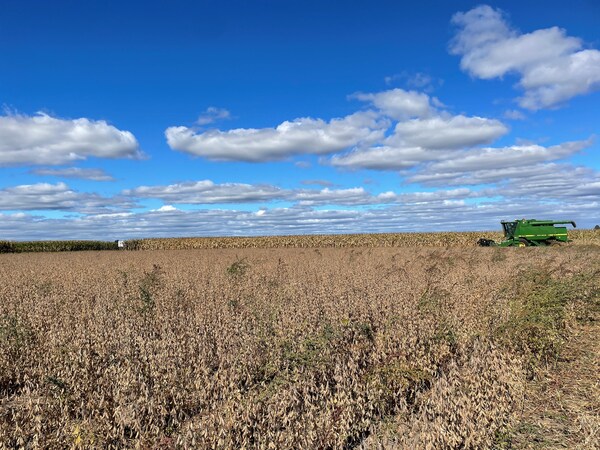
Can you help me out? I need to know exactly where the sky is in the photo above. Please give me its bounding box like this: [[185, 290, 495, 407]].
[[1, 0, 599, 240]]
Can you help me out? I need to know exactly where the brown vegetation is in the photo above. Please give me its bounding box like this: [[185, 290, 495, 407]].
[[509, 318, 600, 449], [0, 244, 598, 448], [125, 229, 600, 251]]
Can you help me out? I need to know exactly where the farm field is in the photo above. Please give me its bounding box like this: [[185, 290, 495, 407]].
[[2, 229, 599, 254], [126, 229, 600, 250], [1, 243, 599, 448]]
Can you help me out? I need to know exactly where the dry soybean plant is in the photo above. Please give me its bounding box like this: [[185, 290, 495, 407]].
[[0, 245, 598, 449]]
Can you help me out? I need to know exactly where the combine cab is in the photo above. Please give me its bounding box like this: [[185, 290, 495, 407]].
[[478, 219, 576, 247]]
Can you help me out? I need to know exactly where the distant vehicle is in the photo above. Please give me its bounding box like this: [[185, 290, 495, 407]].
[[477, 219, 576, 247]]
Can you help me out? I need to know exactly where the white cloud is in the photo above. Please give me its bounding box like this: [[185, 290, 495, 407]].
[[196, 106, 231, 125], [490, 165, 600, 200], [519, 50, 600, 109], [406, 159, 599, 207], [29, 167, 115, 181], [420, 139, 589, 174], [410, 163, 562, 187], [405, 73, 435, 89], [292, 186, 400, 206], [154, 205, 178, 212], [121, 179, 491, 209], [2, 197, 598, 242], [125, 180, 286, 204], [0, 112, 143, 166], [407, 137, 593, 190], [0, 182, 135, 213], [0, 182, 78, 210], [125, 180, 391, 206], [329, 145, 435, 171], [399, 188, 475, 203], [450, 5, 600, 109], [350, 88, 434, 119], [328, 114, 507, 170], [294, 187, 390, 206], [392, 115, 507, 150], [383, 72, 443, 93], [503, 109, 526, 120], [166, 89, 507, 168], [165, 111, 387, 162]]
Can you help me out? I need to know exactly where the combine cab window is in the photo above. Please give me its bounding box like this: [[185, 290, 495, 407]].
[[502, 222, 517, 238]]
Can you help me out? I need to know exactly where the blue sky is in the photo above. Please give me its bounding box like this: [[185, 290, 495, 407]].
[[1, 0, 599, 239]]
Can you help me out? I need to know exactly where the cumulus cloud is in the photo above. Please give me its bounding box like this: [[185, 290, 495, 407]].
[[121, 179, 492, 209], [419, 139, 590, 174], [196, 106, 231, 125], [29, 167, 115, 181], [450, 5, 600, 109], [0, 182, 78, 211], [411, 160, 599, 207], [296, 187, 374, 206], [153, 205, 179, 212], [166, 89, 508, 168], [329, 145, 434, 171], [399, 188, 476, 204], [392, 115, 507, 150], [0, 112, 143, 166], [125, 180, 392, 206], [350, 88, 435, 119], [407, 138, 592, 189], [165, 111, 387, 162], [0, 182, 135, 213], [293, 187, 395, 206], [410, 163, 557, 187], [503, 109, 526, 120], [491, 165, 600, 200], [125, 180, 286, 204], [328, 114, 507, 170]]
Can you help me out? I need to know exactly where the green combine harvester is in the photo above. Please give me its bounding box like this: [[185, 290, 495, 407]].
[[477, 219, 576, 247]]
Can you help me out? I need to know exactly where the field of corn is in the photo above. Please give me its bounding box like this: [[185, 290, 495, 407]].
[[1, 229, 598, 253], [0, 240, 119, 253], [127, 229, 600, 250], [1, 238, 599, 448]]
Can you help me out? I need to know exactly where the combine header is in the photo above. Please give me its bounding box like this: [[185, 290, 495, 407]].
[[477, 219, 576, 247]]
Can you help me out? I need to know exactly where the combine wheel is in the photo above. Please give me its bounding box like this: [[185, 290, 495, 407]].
[[518, 238, 529, 247]]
